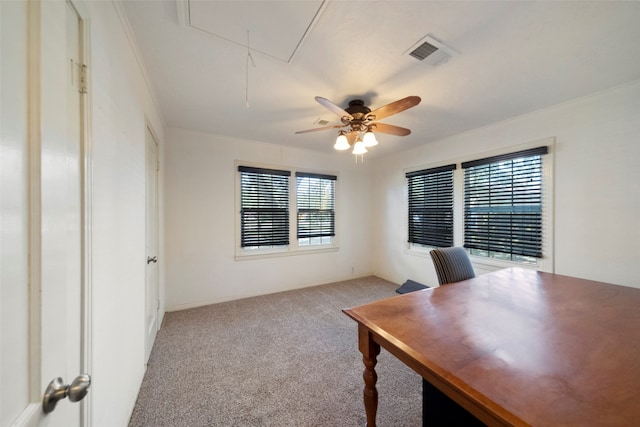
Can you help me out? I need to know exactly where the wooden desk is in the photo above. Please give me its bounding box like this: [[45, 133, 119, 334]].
[[343, 268, 640, 426]]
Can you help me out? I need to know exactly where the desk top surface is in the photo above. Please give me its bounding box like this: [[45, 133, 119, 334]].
[[344, 268, 640, 426]]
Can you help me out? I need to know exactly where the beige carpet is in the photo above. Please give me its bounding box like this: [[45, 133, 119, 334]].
[[129, 276, 422, 426]]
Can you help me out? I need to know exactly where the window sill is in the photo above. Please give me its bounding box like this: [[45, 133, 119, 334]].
[[468, 255, 539, 272], [234, 245, 339, 261], [404, 244, 436, 258], [405, 245, 541, 271]]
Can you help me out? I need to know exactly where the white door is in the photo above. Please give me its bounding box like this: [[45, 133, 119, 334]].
[[1, 1, 89, 426], [144, 126, 160, 363]]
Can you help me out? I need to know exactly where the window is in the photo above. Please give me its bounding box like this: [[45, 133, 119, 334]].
[[239, 166, 290, 248], [237, 164, 338, 257], [296, 172, 336, 246], [462, 146, 548, 262], [406, 164, 456, 248]]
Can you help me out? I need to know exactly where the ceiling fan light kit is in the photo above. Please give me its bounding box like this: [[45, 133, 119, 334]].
[[352, 139, 368, 155], [296, 96, 421, 156], [334, 131, 350, 150], [363, 129, 378, 147]]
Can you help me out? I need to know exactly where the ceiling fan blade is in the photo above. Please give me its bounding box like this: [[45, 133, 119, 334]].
[[367, 96, 421, 121], [315, 96, 354, 120], [294, 124, 344, 134], [371, 122, 411, 136]]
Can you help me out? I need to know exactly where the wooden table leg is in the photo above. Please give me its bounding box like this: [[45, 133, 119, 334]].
[[358, 325, 381, 427]]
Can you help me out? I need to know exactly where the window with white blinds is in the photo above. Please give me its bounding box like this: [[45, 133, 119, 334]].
[[296, 172, 336, 245], [406, 164, 456, 248], [462, 146, 548, 261], [239, 166, 290, 248]]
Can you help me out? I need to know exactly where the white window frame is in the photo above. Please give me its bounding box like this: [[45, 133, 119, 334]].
[[405, 137, 555, 273], [234, 160, 339, 260]]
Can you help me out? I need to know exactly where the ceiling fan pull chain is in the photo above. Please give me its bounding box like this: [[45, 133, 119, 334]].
[[245, 29, 256, 108]]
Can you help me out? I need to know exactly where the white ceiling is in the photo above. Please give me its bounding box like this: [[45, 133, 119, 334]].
[[121, 1, 640, 158]]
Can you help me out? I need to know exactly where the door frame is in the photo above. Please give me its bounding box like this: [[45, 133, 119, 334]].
[[144, 122, 160, 363]]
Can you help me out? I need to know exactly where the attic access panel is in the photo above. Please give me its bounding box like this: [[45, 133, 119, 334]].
[[188, 0, 326, 63]]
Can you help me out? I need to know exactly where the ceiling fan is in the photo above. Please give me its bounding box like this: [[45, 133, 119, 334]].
[[295, 95, 421, 154]]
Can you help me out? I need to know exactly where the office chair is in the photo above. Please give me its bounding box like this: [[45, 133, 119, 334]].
[[429, 247, 476, 285]]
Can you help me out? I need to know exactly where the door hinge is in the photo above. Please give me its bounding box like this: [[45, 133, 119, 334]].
[[79, 64, 88, 94], [156, 160, 160, 172]]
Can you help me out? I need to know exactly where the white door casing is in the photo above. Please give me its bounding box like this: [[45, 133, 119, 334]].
[[144, 126, 160, 363], [0, 1, 90, 425]]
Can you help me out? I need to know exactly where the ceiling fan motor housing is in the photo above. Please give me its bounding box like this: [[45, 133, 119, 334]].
[[346, 100, 371, 115], [344, 100, 374, 129]]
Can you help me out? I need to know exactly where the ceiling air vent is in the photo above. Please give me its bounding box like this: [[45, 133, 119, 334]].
[[405, 34, 458, 66], [409, 41, 438, 61], [314, 118, 332, 126]]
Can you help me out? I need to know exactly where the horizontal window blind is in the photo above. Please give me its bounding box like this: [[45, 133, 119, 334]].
[[462, 147, 547, 258], [239, 166, 290, 247], [406, 164, 456, 248], [296, 172, 336, 239]]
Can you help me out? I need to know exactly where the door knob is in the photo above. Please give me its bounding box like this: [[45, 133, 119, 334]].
[[43, 374, 91, 414], [147, 256, 157, 264]]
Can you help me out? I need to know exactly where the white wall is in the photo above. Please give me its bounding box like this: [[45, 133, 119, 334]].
[[164, 128, 374, 310], [165, 81, 640, 310], [84, 1, 165, 426], [371, 81, 640, 289]]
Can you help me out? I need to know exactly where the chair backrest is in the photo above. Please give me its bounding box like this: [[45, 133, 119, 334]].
[[429, 247, 476, 285]]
